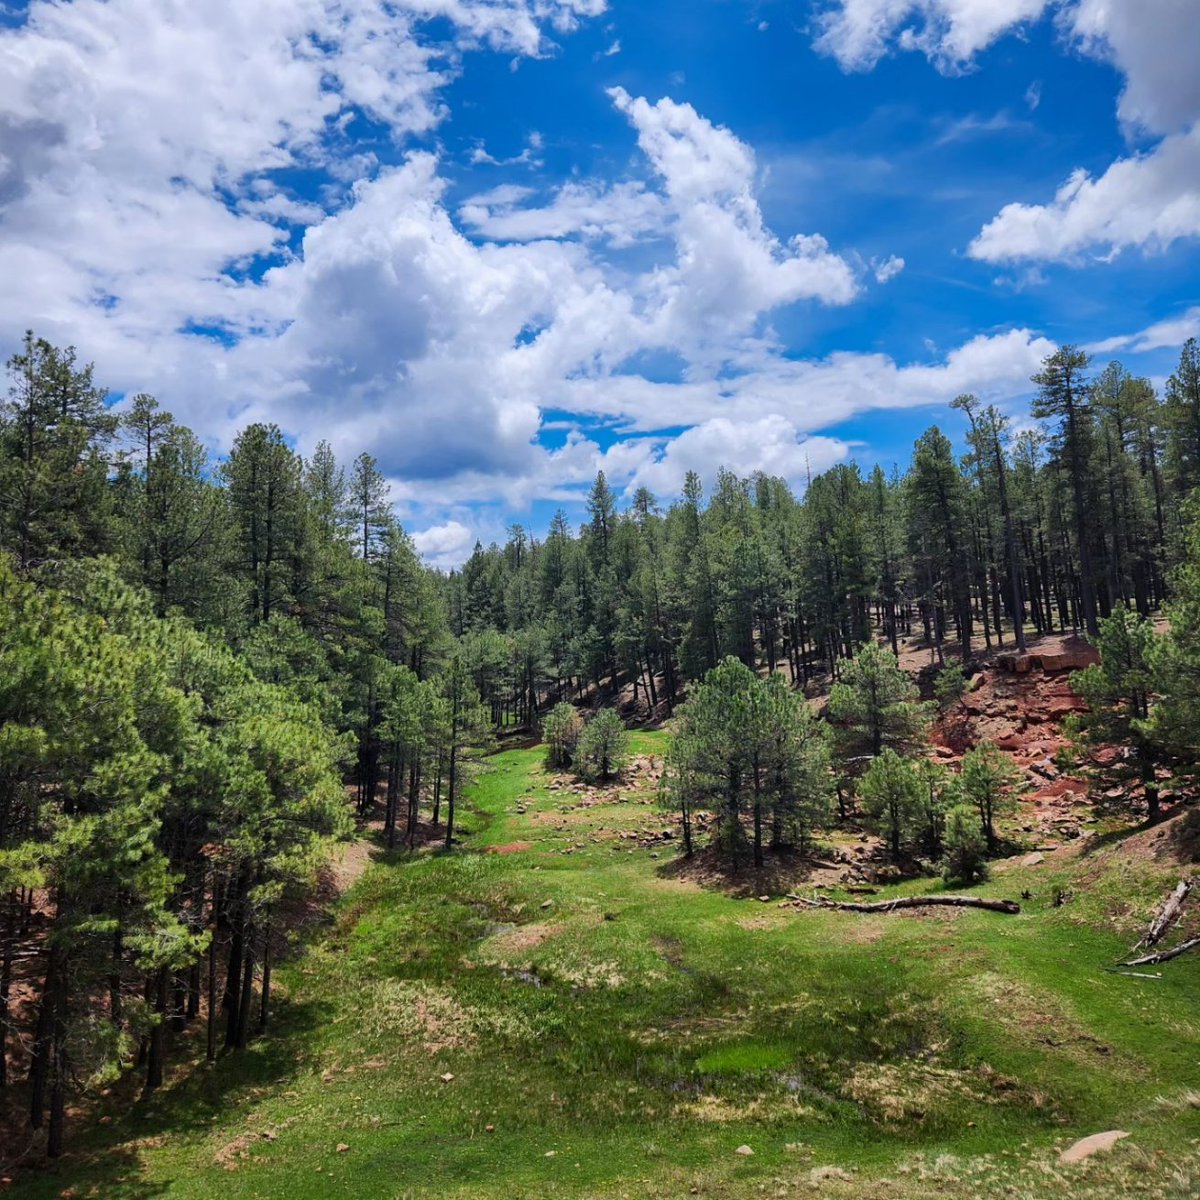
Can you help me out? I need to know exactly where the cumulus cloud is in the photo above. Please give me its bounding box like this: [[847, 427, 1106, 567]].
[[969, 125, 1200, 262], [460, 180, 670, 245], [814, 0, 1200, 263], [628, 417, 851, 495], [2, 0, 1066, 562], [813, 0, 1050, 73], [411, 519, 477, 569]]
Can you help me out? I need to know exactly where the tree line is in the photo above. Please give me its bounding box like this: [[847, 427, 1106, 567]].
[[0, 333, 491, 1156], [449, 342, 1200, 714]]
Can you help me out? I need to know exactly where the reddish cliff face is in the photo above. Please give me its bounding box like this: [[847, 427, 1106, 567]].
[[933, 642, 1099, 845]]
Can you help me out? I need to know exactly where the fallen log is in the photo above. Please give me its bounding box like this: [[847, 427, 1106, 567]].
[[1141, 878, 1192, 948], [795, 895, 1020, 915], [1118, 937, 1200, 968]]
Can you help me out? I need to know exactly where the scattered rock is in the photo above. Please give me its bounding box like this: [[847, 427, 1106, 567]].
[[336, 1143, 350, 1153], [734, 1144, 754, 1156], [440, 1072, 455, 1083], [1059, 1130, 1129, 1164]]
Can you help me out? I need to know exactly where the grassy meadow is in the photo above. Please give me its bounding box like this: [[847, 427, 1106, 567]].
[[14, 729, 1200, 1199]]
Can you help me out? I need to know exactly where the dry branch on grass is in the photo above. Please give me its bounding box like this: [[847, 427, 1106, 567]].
[[1140, 878, 1192, 948], [790, 894, 1021, 914], [1118, 937, 1200, 968]]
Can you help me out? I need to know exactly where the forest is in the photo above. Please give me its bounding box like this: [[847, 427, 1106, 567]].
[[3, 330, 1200, 1195]]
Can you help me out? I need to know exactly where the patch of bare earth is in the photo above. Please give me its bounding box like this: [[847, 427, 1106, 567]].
[[480, 921, 562, 958]]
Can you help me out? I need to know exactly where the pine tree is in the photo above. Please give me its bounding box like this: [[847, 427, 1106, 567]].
[[575, 708, 630, 782], [959, 742, 1020, 851], [223, 424, 304, 625], [0, 331, 116, 568], [349, 451, 390, 563], [1032, 346, 1101, 636], [859, 749, 921, 860], [1067, 607, 1164, 822], [828, 641, 931, 769]]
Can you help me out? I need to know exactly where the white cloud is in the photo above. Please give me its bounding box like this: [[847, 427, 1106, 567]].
[[1085, 306, 1200, 356], [411, 519, 477, 568], [460, 180, 669, 245], [813, 0, 1050, 73], [969, 125, 1200, 262], [1068, 0, 1199, 137], [814, 1, 1200, 262], [628, 417, 851, 494], [468, 131, 544, 167], [607, 87, 859, 350], [872, 253, 906, 282], [2, 0, 1067, 548]]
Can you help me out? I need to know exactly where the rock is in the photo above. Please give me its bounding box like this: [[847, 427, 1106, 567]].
[[440, 1072, 455, 1083], [1036, 647, 1099, 673], [1021, 852, 1045, 867], [485, 1124, 495, 1133], [540, 899, 554, 909], [734, 1145, 754, 1156], [1059, 1130, 1129, 1164], [336, 1143, 350, 1153], [758, 895, 771, 903]]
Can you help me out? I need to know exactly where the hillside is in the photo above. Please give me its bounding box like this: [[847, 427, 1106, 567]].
[[10, 702, 1200, 1199]]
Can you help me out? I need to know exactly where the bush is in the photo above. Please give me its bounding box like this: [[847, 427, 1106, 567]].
[[574, 708, 630, 782], [859, 749, 921, 860], [934, 662, 968, 711], [942, 804, 989, 885], [542, 702, 583, 770]]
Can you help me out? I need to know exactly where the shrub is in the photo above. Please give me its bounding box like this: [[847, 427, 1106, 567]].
[[934, 662, 968, 711], [542, 702, 583, 770], [942, 804, 989, 885], [574, 708, 630, 782]]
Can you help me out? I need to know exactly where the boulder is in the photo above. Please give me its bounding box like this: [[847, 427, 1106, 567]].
[[1058, 1131, 1129, 1164], [1033, 646, 1099, 673]]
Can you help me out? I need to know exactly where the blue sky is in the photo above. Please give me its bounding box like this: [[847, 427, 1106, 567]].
[[1, 0, 1197, 565]]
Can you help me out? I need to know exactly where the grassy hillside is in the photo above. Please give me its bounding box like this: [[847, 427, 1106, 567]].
[[14, 730, 1200, 1199]]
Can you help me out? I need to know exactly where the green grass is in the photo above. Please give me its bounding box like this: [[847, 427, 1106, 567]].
[[15, 731, 1200, 1199]]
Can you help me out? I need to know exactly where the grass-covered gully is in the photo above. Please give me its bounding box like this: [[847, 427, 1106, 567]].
[[11, 724, 1200, 1199]]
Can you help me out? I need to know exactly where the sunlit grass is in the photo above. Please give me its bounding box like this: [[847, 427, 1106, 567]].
[[14, 732, 1200, 1199]]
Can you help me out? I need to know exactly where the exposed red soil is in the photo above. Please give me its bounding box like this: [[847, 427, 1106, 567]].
[[911, 631, 1112, 848]]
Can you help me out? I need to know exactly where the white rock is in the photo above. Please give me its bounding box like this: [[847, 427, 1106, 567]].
[[1059, 1130, 1129, 1164]]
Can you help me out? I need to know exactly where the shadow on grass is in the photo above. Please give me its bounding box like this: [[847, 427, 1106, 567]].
[[9, 993, 335, 1199]]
